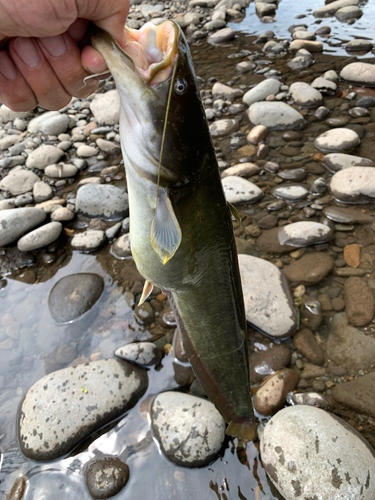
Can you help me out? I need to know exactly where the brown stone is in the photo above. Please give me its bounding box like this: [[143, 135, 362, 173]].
[[282, 252, 334, 285], [344, 277, 375, 326], [343, 244, 361, 268], [293, 328, 324, 365], [257, 227, 295, 254], [237, 145, 257, 157], [253, 368, 299, 416], [300, 362, 326, 379], [249, 343, 291, 384], [331, 297, 345, 311], [332, 372, 375, 418]]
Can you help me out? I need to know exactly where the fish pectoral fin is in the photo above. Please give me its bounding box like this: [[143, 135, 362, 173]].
[[138, 280, 154, 305], [150, 191, 182, 265], [228, 203, 241, 224]]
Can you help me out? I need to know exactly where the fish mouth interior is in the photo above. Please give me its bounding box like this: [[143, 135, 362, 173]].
[[124, 21, 179, 85]]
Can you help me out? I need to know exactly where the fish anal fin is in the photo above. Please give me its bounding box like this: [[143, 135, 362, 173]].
[[138, 279, 154, 305], [226, 420, 257, 442]]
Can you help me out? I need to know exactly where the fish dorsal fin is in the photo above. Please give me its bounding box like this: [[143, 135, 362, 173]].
[[229, 203, 241, 224], [139, 279, 154, 305], [151, 189, 181, 265]]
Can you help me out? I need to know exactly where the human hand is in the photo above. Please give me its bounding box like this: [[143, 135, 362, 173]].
[[0, 0, 129, 111]]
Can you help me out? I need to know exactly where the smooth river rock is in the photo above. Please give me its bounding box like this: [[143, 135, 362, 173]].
[[0, 170, 40, 196], [344, 277, 375, 326], [76, 184, 129, 220], [323, 205, 373, 224], [322, 153, 374, 173], [115, 342, 162, 367], [25, 145, 65, 170], [332, 372, 375, 419], [151, 392, 226, 467], [282, 252, 334, 285], [222, 176, 264, 204], [85, 456, 130, 499], [314, 128, 360, 153], [313, 0, 359, 17], [242, 79, 282, 107], [330, 167, 375, 203], [19, 359, 148, 460], [340, 62, 375, 87], [248, 102, 306, 130], [261, 405, 375, 500], [239, 254, 298, 338], [278, 221, 333, 247], [90, 90, 120, 125], [17, 221, 62, 252], [0, 207, 46, 246], [289, 82, 323, 108]]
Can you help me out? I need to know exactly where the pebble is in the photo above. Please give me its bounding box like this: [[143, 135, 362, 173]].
[[44, 163, 78, 178], [323, 205, 373, 224], [321, 152, 374, 172], [85, 456, 130, 499], [282, 252, 334, 285], [289, 82, 323, 108], [48, 273, 104, 323], [76, 184, 129, 220], [293, 328, 324, 365], [248, 101, 306, 130], [344, 277, 375, 326], [151, 392, 225, 467], [7, 477, 26, 500], [249, 343, 291, 384], [343, 243, 360, 268], [340, 62, 375, 87], [212, 82, 243, 100], [33, 181, 53, 203], [71, 230, 106, 251], [208, 27, 235, 44], [115, 342, 162, 367], [134, 302, 155, 325], [0, 169, 40, 196], [313, 0, 360, 17], [335, 5, 362, 21], [239, 254, 298, 338], [278, 221, 333, 247], [222, 175, 263, 204], [261, 405, 375, 500], [0, 135, 19, 150], [327, 313, 375, 370], [90, 90, 120, 125], [242, 79, 282, 106], [19, 359, 148, 460], [311, 77, 337, 94], [253, 368, 299, 416], [209, 118, 239, 137], [330, 167, 375, 203], [289, 40, 323, 52], [292, 392, 329, 409], [221, 162, 259, 178], [77, 145, 99, 158], [314, 128, 360, 153], [271, 184, 308, 201], [17, 221, 62, 252], [111, 233, 132, 258], [332, 372, 375, 419], [25, 145, 65, 170], [51, 207, 75, 221], [0, 207, 46, 246], [28, 112, 70, 135]]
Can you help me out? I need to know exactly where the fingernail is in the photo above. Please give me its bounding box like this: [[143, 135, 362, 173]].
[[14, 37, 41, 68], [39, 35, 67, 57], [0, 52, 18, 80]]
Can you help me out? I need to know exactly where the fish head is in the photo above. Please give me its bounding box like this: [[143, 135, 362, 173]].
[[91, 21, 211, 187]]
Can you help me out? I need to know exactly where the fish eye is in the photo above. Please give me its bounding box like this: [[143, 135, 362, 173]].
[[174, 79, 188, 95]]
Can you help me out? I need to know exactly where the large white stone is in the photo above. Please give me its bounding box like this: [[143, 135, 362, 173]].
[[330, 167, 375, 203], [248, 102, 306, 130], [0, 208, 46, 246], [239, 254, 298, 338], [0, 169, 40, 196], [322, 153, 374, 173], [76, 184, 129, 220], [314, 128, 360, 153], [212, 82, 243, 100], [17, 221, 62, 251], [209, 118, 239, 137], [222, 176, 264, 204], [26, 145, 64, 170], [28, 111, 70, 135], [278, 221, 333, 247], [340, 62, 375, 87], [243, 79, 282, 106], [0, 104, 32, 122], [261, 406, 375, 500], [90, 90, 120, 125], [289, 82, 323, 108]]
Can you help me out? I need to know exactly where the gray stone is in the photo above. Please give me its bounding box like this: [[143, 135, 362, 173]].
[[19, 359, 148, 460], [111, 233, 132, 259], [44, 163, 78, 178], [151, 392, 225, 467], [0, 170, 40, 196], [261, 405, 375, 500], [0, 198, 16, 210], [336, 5, 362, 21], [340, 62, 375, 87], [278, 221, 333, 247], [322, 153, 374, 173], [243, 79, 282, 107], [33, 181, 53, 203], [49, 273, 104, 323], [105, 222, 121, 240], [313, 0, 359, 17], [311, 77, 337, 94], [272, 184, 308, 201], [0, 208, 46, 246], [0, 135, 19, 150], [239, 254, 297, 338], [289, 82, 323, 108], [208, 28, 235, 44], [76, 184, 129, 220], [90, 90, 120, 125], [346, 39, 373, 52], [212, 82, 243, 100], [51, 207, 75, 221], [28, 112, 70, 135], [96, 138, 121, 154], [14, 193, 33, 207], [115, 342, 162, 367], [255, 2, 276, 17], [17, 221, 62, 251], [85, 456, 130, 499], [330, 167, 375, 203], [249, 102, 306, 130], [292, 30, 315, 40], [77, 145, 99, 158], [209, 119, 239, 137], [323, 206, 373, 224], [71, 230, 106, 251], [26, 145, 65, 170], [222, 176, 263, 204], [314, 128, 360, 153]]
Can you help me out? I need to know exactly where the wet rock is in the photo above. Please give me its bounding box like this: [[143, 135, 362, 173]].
[[222, 176, 263, 204], [115, 342, 162, 367], [323, 205, 373, 224], [300, 296, 323, 331], [242, 79, 282, 107], [346, 39, 373, 52], [344, 277, 375, 326], [314, 128, 360, 153], [256, 227, 295, 254], [209, 118, 239, 137], [282, 253, 334, 285], [25, 145, 64, 170], [0, 170, 40, 196], [321, 152, 374, 173], [71, 230, 106, 251], [343, 243, 360, 268], [271, 184, 308, 201], [278, 221, 333, 247], [261, 405, 375, 500], [85, 456, 130, 499], [254, 368, 299, 416], [151, 392, 225, 467], [249, 343, 291, 384], [96, 138, 121, 154], [248, 101, 306, 130], [111, 233, 132, 259], [340, 62, 375, 87], [311, 77, 337, 94], [44, 163, 78, 178], [247, 125, 268, 145], [313, 0, 359, 18], [212, 82, 243, 100], [292, 392, 329, 409], [239, 254, 298, 338], [0, 207, 46, 246], [332, 372, 375, 418], [336, 5, 362, 21], [76, 184, 128, 220], [90, 90, 120, 125], [289, 82, 323, 108], [7, 476, 26, 500], [48, 273, 104, 323], [221, 162, 259, 178], [289, 40, 323, 52], [17, 221, 62, 252], [28, 112, 70, 135], [293, 328, 324, 365], [19, 359, 147, 460], [292, 30, 315, 41], [207, 27, 235, 44], [134, 302, 155, 325], [327, 313, 375, 370], [235, 61, 255, 74], [315, 106, 330, 119], [330, 167, 375, 203]]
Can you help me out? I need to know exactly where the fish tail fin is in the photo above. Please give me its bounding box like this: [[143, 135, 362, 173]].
[[226, 420, 257, 442]]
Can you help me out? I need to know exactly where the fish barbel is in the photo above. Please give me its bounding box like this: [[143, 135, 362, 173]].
[[91, 21, 255, 440]]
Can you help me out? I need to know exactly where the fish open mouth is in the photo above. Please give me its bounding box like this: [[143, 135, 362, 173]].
[[123, 21, 179, 86]]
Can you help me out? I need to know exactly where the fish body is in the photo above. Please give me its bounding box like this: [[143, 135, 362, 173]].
[[91, 21, 255, 440]]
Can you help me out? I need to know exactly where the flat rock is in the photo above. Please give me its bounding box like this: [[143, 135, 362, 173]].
[[289, 82, 323, 108], [115, 342, 162, 367], [313, 0, 359, 17], [289, 40, 323, 52], [17, 221, 62, 252], [85, 456, 130, 499], [278, 221, 333, 247], [346, 39, 373, 52], [330, 167, 375, 203], [340, 62, 375, 87], [76, 184, 128, 220], [261, 405, 375, 500], [209, 119, 239, 137], [283, 252, 334, 285], [332, 372, 375, 418], [151, 392, 225, 467], [322, 153, 374, 173], [0, 170, 40, 196], [19, 359, 148, 460], [90, 90, 120, 125], [248, 102, 306, 130], [336, 5, 362, 21], [221, 162, 259, 178], [222, 176, 264, 204], [0, 208, 46, 246], [314, 128, 360, 153], [257, 227, 296, 254], [344, 277, 375, 326], [242, 79, 282, 107], [49, 273, 104, 323], [71, 230, 106, 251], [323, 205, 373, 224], [26, 145, 64, 170], [327, 313, 375, 370], [271, 184, 308, 201], [212, 82, 243, 100], [208, 27, 235, 44], [28, 112, 70, 135], [239, 254, 298, 338]]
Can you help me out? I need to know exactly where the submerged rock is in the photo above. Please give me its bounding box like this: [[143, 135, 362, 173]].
[[321, 153, 374, 173], [85, 456, 130, 499], [282, 253, 334, 285], [332, 372, 375, 419], [314, 128, 360, 153], [261, 405, 375, 500], [323, 206, 373, 224], [19, 359, 148, 460]]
